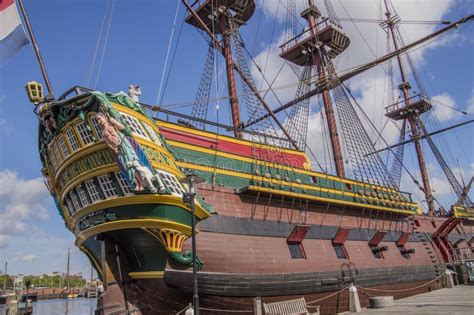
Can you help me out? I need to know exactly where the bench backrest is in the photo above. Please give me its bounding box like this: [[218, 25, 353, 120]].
[[263, 297, 309, 314]]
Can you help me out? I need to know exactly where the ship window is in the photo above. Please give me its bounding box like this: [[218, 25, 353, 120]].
[[76, 184, 90, 207], [85, 179, 101, 203], [121, 113, 149, 139], [65, 197, 74, 216], [345, 183, 352, 191], [76, 122, 94, 146], [50, 142, 62, 167], [414, 219, 420, 227], [311, 176, 318, 184], [333, 244, 349, 259], [98, 174, 118, 198], [70, 190, 82, 212], [57, 135, 70, 158], [288, 243, 306, 259], [89, 114, 103, 140], [114, 172, 133, 196], [157, 170, 183, 196], [66, 128, 80, 151], [142, 123, 161, 145]]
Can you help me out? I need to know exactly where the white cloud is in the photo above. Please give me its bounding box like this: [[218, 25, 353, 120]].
[[431, 92, 457, 121], [467, 90, 474, 114], [13, 254, 37, 263], [0, 170, 51, 248]]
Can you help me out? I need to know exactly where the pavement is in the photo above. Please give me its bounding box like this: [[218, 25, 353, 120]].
[[342, 285, 474, 315]]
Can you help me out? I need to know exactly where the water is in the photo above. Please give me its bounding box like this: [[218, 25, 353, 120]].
[[0, 298, 97, 315]]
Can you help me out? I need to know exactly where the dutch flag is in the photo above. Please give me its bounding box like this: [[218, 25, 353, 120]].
[[0, 0, 29, 65]]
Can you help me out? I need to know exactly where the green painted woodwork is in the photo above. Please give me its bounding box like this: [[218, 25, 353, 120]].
[[57, 148, 115, 188], [77, 203, 198, 232], [169, 251, 203, 271]]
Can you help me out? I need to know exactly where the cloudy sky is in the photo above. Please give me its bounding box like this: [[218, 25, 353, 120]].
[[0, 0, 473, 275]]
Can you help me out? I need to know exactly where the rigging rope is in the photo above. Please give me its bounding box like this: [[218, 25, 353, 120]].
[[191, 43, 215, 128], [86, 0, 110, 88], [93, 0, 115, 89], [156, 0, 181, 105]]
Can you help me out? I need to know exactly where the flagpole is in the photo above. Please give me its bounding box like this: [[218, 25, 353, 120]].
[[16, 0, 54, 99]]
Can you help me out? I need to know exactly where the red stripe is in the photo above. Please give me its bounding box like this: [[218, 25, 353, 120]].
[[0, 0, 15, 12], [159, 127, 308, 169]]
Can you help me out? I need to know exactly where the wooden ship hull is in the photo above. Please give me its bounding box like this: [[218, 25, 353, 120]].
[[18, 0, 473, 313], [29, 90, 472, 314]]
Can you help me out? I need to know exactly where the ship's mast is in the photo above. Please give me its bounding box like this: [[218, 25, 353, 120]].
[[383, 0, 435, 214], [218, 9, 242, 138], [307, 0, 345, 177]]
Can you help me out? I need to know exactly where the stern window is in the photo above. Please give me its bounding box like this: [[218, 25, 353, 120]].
[[98, 174, 118, 198], [57, 135, 70, 158], [89, 114, 103, 140], [85, 179, 101, 203], [121, 114, 149, 139], [66, 128, 80, 151], [70, 191, 82, 212], [76, 122, 94, 146], [115, 172, 133, 196], [157, 170, 183, 196], [76, 184, 90, 207]]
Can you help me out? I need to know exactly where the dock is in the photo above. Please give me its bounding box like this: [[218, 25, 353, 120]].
[[347, 285, 474, 314]]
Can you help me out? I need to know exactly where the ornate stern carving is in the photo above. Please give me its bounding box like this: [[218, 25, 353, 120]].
[[145, 228, 203, 270]]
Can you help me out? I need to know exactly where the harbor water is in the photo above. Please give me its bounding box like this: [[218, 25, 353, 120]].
[[0, 298, 97, 315]]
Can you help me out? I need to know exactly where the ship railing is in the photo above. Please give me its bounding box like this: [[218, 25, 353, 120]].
[[384, 94, 430, 114], [57, 86, 94, 101], [279, 17, 333, 53], [449, 247, 474, 264], [400, 191, 413, 203]]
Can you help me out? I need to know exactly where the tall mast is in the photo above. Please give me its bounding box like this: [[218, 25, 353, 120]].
[[17, 0, 54, 99], [383, 0, 435, 214], [302, 0, 346, 177], [219, 9, 242, 138]]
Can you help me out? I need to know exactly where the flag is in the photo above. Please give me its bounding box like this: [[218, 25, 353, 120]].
[[0, 0, 29, 65]]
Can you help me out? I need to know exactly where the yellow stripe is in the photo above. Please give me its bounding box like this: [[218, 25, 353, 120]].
[[75, 219, 193, 246], [68, 194, 210, 231], [128, 271, 164, 279], [177, 161, 419, 211], [168, 139, 399, 193], [247, 186, 417, 215]]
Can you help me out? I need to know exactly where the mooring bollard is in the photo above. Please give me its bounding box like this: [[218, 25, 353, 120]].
[[349, 284, 361, 313], [254, 297, 262, 315]]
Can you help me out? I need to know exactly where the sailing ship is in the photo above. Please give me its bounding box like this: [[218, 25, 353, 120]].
[[11, 0, 474, 313]]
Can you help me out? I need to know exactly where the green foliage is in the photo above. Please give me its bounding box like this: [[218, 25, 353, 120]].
[[0, 275, 13, 289]]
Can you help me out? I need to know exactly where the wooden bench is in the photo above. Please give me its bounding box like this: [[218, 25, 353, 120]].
[[263, 297, 320, 315]]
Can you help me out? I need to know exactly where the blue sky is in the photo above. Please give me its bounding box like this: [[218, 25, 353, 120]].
[[0, 0, 473, 275]]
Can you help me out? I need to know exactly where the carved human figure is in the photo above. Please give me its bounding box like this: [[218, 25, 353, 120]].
[[127, 160, 165, 194], [96, 111, 163, 194], [96, 112, 139, 189], [128, 85, 141, 103]]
